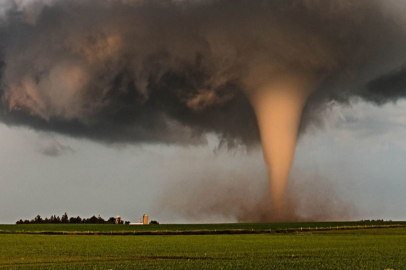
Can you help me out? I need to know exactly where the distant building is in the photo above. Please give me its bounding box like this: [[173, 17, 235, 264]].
[[129, 222, 143, 225], [116, 215, 122, 224], [129, 217, 143, 226]]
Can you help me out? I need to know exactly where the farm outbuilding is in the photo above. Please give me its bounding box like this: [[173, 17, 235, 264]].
[[115, 215, 122, 224]]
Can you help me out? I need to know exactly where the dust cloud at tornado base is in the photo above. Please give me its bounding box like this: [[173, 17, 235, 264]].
[[155, 167, 357, 223]]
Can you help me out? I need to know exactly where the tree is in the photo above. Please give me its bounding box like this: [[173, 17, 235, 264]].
[[149, 220, 159, 225], [34, 215, 43, 224], [89, 215, 98, 224], [70, 216, 82, 223], [97, 215, 105, 224], [107, 217, 116, 224], [61, 212, 69, 223]]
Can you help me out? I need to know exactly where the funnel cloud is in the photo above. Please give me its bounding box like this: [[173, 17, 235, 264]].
[[1, 0, 406, 219]]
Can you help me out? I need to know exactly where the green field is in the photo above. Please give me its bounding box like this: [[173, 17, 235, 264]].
[[1, 221, 405, 234], [1, 223, 405, 269]]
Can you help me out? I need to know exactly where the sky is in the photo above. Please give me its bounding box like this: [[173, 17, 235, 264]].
[[1, 99, 406, 224], [1, 0, 406, 224]]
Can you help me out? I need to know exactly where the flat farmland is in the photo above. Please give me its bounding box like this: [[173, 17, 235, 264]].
[[1, 221, 405, 235], [0, 225, 405, 269]]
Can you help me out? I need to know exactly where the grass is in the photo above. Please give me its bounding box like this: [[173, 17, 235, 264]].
[[1, 221, 405, 234], [0, 224, 405, 269]]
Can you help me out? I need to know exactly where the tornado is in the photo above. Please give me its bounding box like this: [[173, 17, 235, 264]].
[[245, 72, 318, 218]]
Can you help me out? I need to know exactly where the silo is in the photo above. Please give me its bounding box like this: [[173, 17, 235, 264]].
[[143, 214, 149, 225], [116, 215, 122, 224]]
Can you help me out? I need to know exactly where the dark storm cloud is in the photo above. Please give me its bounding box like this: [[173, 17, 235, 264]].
[[361, 66, 406, 105], [0, 0, 405, 146]]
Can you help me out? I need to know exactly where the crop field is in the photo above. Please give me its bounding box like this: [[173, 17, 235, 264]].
[[1, 221, 405, 234], [0, 224, 405, 269]]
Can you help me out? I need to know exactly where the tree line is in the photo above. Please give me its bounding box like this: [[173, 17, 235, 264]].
[[16, 213, 130, 224]]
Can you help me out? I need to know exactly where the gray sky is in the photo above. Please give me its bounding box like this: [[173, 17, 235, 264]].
[[1, 99, 406, 224]]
